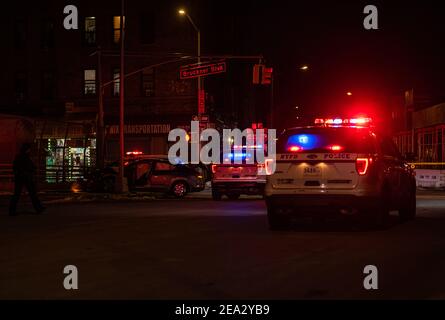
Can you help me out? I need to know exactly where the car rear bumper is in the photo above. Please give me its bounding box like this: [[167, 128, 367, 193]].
[[265, 194, 380, 211], [212, 181, 265, 195]]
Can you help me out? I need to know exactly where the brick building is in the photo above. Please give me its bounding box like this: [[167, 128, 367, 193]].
[[0, 0, 207, 173]]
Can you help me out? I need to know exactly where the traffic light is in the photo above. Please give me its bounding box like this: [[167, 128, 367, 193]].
[[253, 64, 262, 84], [261, 67, 273, 85], [253, 64, 273, 85]]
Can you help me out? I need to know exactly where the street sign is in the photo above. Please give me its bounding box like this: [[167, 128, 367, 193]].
[[180, 61, 227, 79]]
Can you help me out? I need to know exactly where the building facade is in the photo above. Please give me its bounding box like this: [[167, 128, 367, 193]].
[[0, 0, 205, 179]]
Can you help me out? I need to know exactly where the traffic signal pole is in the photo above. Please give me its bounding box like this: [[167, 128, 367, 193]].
[[118, 0, 125, 193], [96, 47, 104, 169], [270, 73, 274, 128]]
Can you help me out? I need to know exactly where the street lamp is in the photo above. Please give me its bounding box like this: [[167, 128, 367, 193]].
[[300, 65, 309, 71], [346, 91, 352, 96], [178, 8, 202, 116]]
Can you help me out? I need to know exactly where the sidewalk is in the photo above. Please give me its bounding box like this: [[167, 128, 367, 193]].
[[0, 184, 214, 204]]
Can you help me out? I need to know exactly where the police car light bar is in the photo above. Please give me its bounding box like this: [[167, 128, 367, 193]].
[[126, 151, 143, 155], [314, 117, 372, 126]]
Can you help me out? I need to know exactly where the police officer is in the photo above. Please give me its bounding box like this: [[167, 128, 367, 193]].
[[9, 143, 45, 216]]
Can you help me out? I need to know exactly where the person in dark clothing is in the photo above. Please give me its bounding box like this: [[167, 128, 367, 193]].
[[9, 143, 45, 216]]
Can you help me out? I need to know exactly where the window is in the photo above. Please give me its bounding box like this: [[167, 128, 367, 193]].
[[419, 131, 435, 162], [278, 127, 376, 153], [84, 17, 96, 46], [113, 68, 120, 96], [41, 19, 54, 49], [154, 161, 175, 172], [140, 12, 155, 44], [14, 19, 27, 49], [15, 73, 27, 104], [84, 69, 96, 95], [113, 16, 125, 44], [136, 162, 151, 180], [135, 161, 152, 185], [438, 128, 443, 162], [142, 68, 155, 97], [41, 72, 55, 100]]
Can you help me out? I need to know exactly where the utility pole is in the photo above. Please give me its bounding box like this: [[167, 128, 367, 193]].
[[197, 30, 203, 116], [97, 47, 104, 169], [178, 9, 203, 116], [118, 0, 125, 192], [270, 73, 274, 128]]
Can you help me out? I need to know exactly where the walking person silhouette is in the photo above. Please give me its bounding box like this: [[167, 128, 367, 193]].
[[9, 143, 45, 216]]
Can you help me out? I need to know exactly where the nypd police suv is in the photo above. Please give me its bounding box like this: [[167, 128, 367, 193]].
[[264, 117, 416, 230]]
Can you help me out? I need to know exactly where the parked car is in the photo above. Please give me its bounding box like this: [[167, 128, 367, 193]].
[[211, 147, 266, 200], [124, 157, 205, 197], [77, 165, 117, 193]]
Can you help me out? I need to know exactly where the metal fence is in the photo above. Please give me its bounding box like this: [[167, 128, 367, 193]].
[[0, 119, 96, 192]]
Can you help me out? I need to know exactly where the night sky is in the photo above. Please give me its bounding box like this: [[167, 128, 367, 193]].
[[198, 0, 445, 128]]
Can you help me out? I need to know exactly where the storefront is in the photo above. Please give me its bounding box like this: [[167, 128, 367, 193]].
[[35, 120, 96, 183]]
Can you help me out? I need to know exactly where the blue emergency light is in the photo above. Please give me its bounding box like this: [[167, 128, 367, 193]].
[[286, 134, 320, 150]]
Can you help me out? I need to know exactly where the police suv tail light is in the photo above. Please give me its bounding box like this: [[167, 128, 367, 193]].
[[211, 165, 217, 174], [356, 157, 372, 175]]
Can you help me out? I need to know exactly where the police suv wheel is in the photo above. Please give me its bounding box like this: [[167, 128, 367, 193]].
[[399, 186, 416, 222]]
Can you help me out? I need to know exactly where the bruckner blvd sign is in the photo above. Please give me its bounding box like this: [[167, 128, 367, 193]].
[[179, 60, 227, 80]]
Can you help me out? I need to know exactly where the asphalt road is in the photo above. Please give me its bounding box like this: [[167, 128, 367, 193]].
[[1, 192, 445, 299]]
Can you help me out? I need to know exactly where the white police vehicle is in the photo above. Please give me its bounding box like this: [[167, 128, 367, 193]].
[[264, 117, 416, 229], [211, 146, 266, 200]]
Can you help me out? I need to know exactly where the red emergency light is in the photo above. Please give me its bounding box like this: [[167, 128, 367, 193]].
[[314, 117, 372, 126], [328, 145, 344, 151], [288, 146, 303, 152], [126, 151, 143, 155]]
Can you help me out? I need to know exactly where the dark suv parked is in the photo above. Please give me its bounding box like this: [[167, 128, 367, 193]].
[[124, 158, 205, 197]]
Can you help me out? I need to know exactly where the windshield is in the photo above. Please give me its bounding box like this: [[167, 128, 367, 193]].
[[277, 127, 377, 154]]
